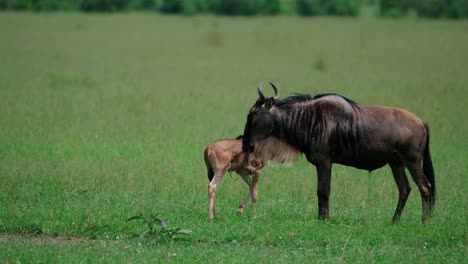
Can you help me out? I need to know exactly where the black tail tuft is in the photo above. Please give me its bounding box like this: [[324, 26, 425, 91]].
[[423, 123, 436, 211]]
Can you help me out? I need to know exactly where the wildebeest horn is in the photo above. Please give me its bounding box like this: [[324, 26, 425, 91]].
[[269, 82, 280, 99], [257, 81, 265, 101]]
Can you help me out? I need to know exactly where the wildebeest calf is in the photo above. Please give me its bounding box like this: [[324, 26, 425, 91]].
[[204, 135, 266, 220]]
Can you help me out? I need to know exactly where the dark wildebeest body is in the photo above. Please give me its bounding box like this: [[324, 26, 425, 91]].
[[204, 136, 266, 220], [242, 82, 436, 223]]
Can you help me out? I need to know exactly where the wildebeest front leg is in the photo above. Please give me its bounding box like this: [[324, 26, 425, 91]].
[[316, 164, 332, 220], [237, 172, 253, 214]]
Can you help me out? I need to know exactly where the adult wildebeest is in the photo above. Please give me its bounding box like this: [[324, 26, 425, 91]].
[[242, 82, 436, 223], [205, 136, 266, 220]]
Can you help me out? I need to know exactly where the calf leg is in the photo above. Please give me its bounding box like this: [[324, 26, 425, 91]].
[[251, 170, 260, 209], [389, 162, 411, 224], [316, 164, 332, 220], [208, 168, 227, 220], [237, 172, 253, 214]]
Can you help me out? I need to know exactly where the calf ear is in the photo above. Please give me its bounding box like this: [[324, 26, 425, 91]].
[[264, 98, 274, 110]]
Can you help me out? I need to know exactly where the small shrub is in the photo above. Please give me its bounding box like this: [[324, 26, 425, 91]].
[[127, 212, 191, 242], [314, 57, 326, 72]]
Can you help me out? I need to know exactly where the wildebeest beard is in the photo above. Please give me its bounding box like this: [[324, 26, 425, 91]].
[[253, 136, 300, 166]]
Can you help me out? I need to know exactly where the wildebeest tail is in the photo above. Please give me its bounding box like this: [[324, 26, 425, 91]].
[[423, 123, 436, 210]]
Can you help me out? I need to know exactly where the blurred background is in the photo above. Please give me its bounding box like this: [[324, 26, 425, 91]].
[[0, 1, 467, 261], [1, 0, 468, 19]]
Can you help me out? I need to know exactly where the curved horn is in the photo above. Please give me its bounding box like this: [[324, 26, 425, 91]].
[[257, 81, 265, 101], [269, 82, 280, 99]]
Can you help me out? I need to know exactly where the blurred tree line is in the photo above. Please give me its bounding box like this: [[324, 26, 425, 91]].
[[0, 0, 466, 18], [380, 0, 468, 18]]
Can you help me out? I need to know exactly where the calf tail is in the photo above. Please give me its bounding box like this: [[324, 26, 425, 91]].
[[207, 166, 214, 182], [204, 148, 215, 182], [423, 123, 436, 211]]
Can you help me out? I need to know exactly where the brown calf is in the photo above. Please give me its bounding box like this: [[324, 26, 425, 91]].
[[204, 136, 266, 220]]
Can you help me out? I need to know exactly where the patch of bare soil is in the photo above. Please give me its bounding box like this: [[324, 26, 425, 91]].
[[0, 234, 88, 244]]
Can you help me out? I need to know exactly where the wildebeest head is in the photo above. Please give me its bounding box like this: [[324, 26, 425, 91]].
[[242, 81, 280, 153]]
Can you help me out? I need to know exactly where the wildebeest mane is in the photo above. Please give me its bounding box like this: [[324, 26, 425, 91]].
[[312, 93, 358, 106], [274, 93, 359, 109], [274, 92, 366, 157], [274, 94, 313, 107]]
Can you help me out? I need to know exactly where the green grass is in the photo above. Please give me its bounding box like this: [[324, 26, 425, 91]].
[[0, 12, 467, 263]]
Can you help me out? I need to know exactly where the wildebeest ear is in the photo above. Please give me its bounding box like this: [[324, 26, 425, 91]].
[[264, 98, 274, 110]]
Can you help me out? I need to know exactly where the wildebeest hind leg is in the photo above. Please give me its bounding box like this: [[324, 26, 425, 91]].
[[406, 162, 432, 224], [389, 162, 411, 224]]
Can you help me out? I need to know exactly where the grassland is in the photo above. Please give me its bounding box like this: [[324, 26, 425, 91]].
[[0, 12, 467, 263]]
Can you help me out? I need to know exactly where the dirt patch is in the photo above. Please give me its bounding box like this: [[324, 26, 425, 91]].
[[0, 234, 89, 244]]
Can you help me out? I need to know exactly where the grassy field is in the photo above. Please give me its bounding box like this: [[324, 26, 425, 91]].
[[0, 12, 467, 263]]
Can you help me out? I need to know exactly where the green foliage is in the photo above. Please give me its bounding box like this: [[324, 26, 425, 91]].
[[0, 0, 287, 15], [296, 0, 360, 16], [0, 0, 466, 18], [323, 0, 360, 16], [126, 212, 191, 242], [379, 0, 468, 18], [127, 0, 160, 10], [212, 0, 261, 15], [0, 0, 161, 11], [159, 0, 198, 15], [262, 0, 283, 14], [78, 0, 127, 12], [416, 0, 468, 18], [379, 0, 412, 16], [296, 0, 322, 15]]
